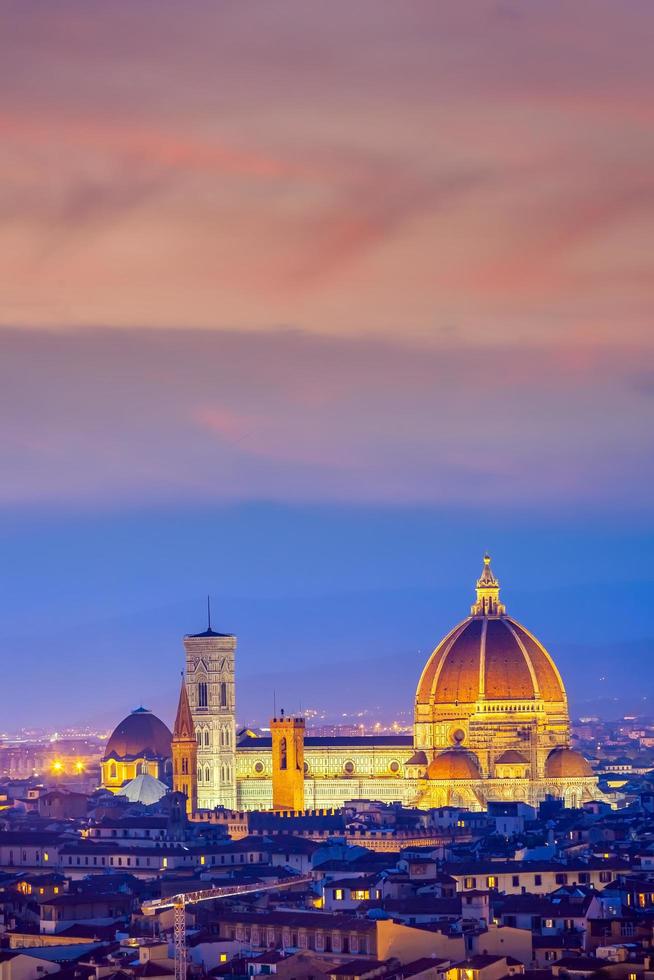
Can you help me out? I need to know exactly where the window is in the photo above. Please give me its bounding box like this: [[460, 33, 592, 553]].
[[343, 760, 355, 775], [198, 767, 202, 781], [389, 761, 400, 773], [534, 874, 542, 886], [254, 761, 265, 774], [352, 890, 369, 901], [220, 682, 227, 707], [555, 873, 568, 885], [464, 877, 476, 889], [334, 889, 344, 901], [182, 757, 189, 775], [109, 762, 117, 779], [198, 682, 208, 708], [600, 871, 612, 883], [487, 876, 497, 889], [512, 875, 520, 887], [205, 766, 210, 782], [544, 918, 554, 928], [280, 737, 288, 770], [579, 872, 590, 884]]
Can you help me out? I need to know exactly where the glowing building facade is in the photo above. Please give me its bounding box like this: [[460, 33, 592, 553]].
[[102, 557, 600, 811]]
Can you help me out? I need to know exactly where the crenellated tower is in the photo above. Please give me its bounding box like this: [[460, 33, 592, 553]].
[[184, 604, 237, 810], [271, 711, 305, 812], [172, 674, 197, 816]]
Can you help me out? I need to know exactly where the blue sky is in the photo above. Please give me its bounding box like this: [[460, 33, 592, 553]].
[[2, 501, 653, 730]]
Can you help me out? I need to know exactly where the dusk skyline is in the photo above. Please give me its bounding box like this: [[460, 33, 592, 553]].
[[1, 1, 653, 730]]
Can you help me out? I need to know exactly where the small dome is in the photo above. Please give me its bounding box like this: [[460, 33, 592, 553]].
[[496, 750, 529, 765], [545, 747, 593, 778], [104, 708, 172, 761], [427, 749, 480, 780], [117, 773, 168, 805]]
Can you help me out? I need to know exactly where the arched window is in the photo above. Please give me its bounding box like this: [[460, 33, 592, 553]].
[[182, 758, 189, 775], [205, 766, 210, 783], [220, 682, 227, 707], [198, 681, 208, 708], [109, 762, 117, 779], [204, 730, 210, 746], [196, 728, 201, 745], [198, 767, 202, 781], [219, 728, 224, 747], [280, 737, 287, 770]]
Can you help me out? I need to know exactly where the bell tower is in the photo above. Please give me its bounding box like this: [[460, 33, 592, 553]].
[[172, 675, 197, 816], [271, 711, 305, 812], [184, 601, 237, 810]]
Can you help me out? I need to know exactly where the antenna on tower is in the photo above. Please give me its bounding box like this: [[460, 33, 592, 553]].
[[207, 594, 212, 631], [273, 689, 277, 718]]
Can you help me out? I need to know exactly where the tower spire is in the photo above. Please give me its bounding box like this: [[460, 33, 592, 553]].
[[173, 673, 194, 740], [207, 594, 212, 632], [471, 553, 506, 617]]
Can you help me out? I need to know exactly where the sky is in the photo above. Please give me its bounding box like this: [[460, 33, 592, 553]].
[[0, 1, 653, 730]]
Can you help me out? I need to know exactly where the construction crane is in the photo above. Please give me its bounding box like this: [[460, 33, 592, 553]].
[[142, 875, 314, 980]]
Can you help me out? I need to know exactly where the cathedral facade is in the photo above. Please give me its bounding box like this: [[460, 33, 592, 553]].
[[102, 556, 601, 811]]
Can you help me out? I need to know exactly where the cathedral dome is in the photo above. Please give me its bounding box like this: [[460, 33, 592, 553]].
[[104, 708, 172, 761], [427, 749, 480, 780], [545, 747, 593, 778], [416, 556, 566, 706]]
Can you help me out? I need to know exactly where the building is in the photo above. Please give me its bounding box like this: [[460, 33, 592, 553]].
[[172, 674, 198, 816], [102, 555, 601, 811], [183, 621, 237, 810], [228, 556, 600, 810], [100, 708, 172, 792]]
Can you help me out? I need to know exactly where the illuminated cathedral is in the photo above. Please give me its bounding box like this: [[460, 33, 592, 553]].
[[102, 556, 600, 811]]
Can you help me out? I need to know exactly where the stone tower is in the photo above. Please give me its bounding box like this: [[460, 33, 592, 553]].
[[172, 674, 197, 816], [271, 712, 305, 812], [183, 608, 237, 810]]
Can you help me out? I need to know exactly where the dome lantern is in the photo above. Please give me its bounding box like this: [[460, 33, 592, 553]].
[[471, 553, 506, 617]]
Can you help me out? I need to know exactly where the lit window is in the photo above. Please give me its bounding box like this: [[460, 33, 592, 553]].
[[464, 877, 476, 889], [220, 955, 228, 963], [352, 890, 369, 901], [486, 876, 496, 889], [43, 852, 49, 862], [334, 889, 344, 901], [545, 918, 554, 928], [162, 857, 168, 868]]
